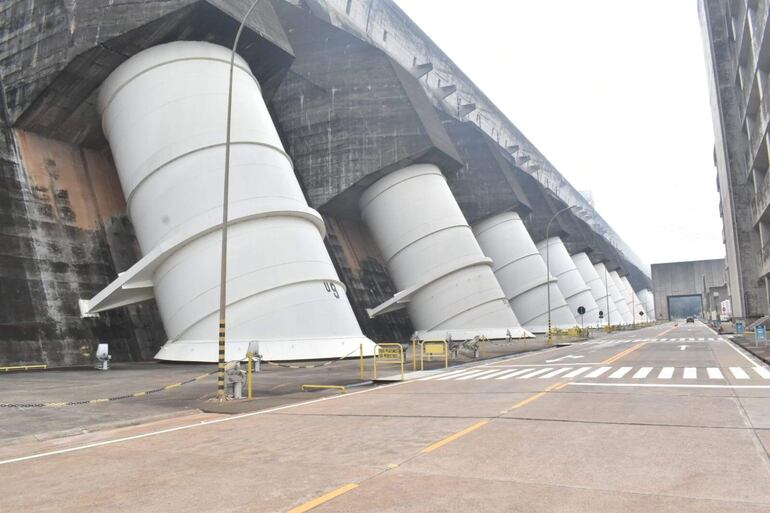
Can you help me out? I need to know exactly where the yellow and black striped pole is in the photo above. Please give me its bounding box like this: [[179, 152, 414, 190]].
[[217, 320, 226, 399], [217, 0, 262, 401]]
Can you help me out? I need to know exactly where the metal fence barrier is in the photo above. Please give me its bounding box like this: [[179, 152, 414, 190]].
[[411, 339, 449, 371], [373, 343, 404, 380]]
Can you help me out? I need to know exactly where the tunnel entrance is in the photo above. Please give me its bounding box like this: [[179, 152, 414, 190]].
[[667, 294, 703, 320]]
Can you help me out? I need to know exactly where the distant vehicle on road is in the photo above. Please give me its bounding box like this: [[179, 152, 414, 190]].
[[686, 317, 694, 323]]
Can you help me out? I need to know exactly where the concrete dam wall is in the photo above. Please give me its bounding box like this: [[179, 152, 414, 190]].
[[0, 0, 651, 366]]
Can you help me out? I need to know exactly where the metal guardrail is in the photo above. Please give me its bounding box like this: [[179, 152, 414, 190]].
[[411, 339, 449, 371], [373, 343, 404, 380]]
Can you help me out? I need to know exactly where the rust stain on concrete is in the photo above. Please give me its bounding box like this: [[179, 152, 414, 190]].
[[15, 129, 126, 231]]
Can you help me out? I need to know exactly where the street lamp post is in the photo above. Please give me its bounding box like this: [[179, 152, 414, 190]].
[[605, 266, 611, 330], [545, 205, 576, 344], [217, 0, 262, 400]]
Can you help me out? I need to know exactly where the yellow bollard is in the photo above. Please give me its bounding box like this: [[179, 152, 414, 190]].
[[247, 351, 253, 400], [359, 343, 364, 380], [445, 340, 449, 368]]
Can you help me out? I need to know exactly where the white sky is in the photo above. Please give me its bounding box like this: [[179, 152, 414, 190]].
[[395, 0, 725, 266]]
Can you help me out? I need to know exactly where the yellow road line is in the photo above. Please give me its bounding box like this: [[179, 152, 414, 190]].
[[510, 381, 565, 409], [511, 391, 549, 409], [286, 379, 568, 510], [421, 420, 489, 453], [602, 345, 637, 365], [602, 342, 647, 365], [286, 483, 359, 513]]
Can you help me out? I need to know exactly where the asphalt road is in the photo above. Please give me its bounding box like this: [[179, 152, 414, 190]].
[[2, 322, 770, 512]]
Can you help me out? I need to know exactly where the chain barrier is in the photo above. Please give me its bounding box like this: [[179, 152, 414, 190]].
[[262, 346, 361, 369], [0, 370, 217, 409], [3, 346, 368, 408]]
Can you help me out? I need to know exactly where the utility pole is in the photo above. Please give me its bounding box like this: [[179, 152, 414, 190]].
[[605, 266, 611, 329], [217, 0, 262, 400], [545, 205, 576, 344]]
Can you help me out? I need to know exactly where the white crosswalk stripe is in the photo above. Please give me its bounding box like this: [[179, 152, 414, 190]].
[[437, 369, 485, 381], [476, 369, 520, 380], [730, 367, 750, 380], [609, 367, 632, 379], [423, 364, 770, 382], [707, 367, 724, 379], [457, 369, 499, 380], [539, 367, 573, 379], [517, 368, 554, 379], [495, 368, 535, 380], [633, 367, 653, 378], [419, 369, 470, 381], [563, 367, 592, 378], [585, 367, 612, 378]]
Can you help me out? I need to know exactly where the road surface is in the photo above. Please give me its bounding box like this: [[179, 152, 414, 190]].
[[2, 322, 770, 512]]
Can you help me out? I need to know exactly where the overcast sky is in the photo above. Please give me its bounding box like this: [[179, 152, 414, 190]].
[[395, 0, 725, 267]]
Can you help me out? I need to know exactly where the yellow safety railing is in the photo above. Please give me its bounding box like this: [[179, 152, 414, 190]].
[[411, 339, 449, 371], [373, 343, 404, 380], [0, 364, 47, 372]]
